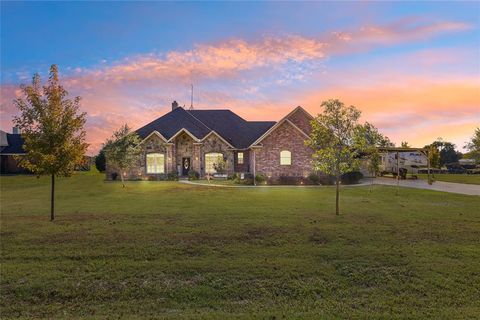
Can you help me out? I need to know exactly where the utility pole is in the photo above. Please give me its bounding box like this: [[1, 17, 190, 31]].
[[396, 151, 400, 195]]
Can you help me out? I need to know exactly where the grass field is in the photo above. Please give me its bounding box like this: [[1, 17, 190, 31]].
[[1, 171, 479, 319], [417, 173, 480, 185]]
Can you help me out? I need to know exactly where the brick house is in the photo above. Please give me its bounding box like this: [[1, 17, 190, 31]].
[[107, 102, 314, 180]]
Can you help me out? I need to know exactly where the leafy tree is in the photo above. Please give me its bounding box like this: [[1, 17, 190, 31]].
[[463, 128, 480, 162], [306, 99, 363, 215], [13, 65, 88, 221], [423, 144, 440, 180], [103, 124, 142, 188], [427, 139, 461, 166], [213, 158, 227, 174], [400, 141, 410, 148], [439, 142, 460, 165], [355, 122, 390, 188], [95, 148, 106, 172]]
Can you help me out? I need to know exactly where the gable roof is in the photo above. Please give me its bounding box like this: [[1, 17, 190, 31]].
[[249, 106, 313, 147], [136, 107, 211, 141], [135, 107, 275, 149], [187, 110, 275, 148], [0, 131, 25, 154]]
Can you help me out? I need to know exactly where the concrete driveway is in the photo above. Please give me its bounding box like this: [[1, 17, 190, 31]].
[[373, 177, 480, 196]]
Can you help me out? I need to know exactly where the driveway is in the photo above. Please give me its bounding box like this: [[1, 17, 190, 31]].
[[373, 177, 480, 196]]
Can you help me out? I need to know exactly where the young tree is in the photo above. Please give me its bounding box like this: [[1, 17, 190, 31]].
[[13, 65, 88, 221], [463, 128, 480, 162], [306, 99, 363, 215], [103, 124, 142, 188], [95, 148, 106, 172], [423, 143, 440, 180], [355, 122, 391, 189]]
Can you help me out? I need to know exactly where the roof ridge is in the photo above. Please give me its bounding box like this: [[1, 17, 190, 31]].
[[184, 109, 213, 133]]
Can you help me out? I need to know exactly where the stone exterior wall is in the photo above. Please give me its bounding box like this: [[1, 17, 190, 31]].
[[254, 121, 312, 178], [105, 133, 172, 181], [200, 133, 234, 176], [286, 108, 313, 135], [174, 132, 196, 175]]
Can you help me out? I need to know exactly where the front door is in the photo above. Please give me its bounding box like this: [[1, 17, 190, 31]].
[[182, 157, 191, 176]]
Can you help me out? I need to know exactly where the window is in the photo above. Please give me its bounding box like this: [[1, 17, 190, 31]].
[[280, 150, 291, 165], [205, 153, 223, 174], [237, 152, 244, 164], [146, 153, 165, 174]]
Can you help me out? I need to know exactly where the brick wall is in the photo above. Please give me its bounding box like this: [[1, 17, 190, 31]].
[[286, 107, 313, 135], [234, 150, 250, 173], [254, 121, 312, 177]]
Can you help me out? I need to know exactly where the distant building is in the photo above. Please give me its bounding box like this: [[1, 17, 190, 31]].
[[0, 128, 27, 174]]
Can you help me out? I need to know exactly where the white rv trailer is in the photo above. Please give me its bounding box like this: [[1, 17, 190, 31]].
[[379, 148, 428, 175]]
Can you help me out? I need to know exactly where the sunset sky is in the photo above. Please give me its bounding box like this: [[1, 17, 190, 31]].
[[1, 1, 479, 154]]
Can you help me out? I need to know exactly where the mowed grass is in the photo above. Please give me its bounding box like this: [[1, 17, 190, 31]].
[[1, 171, 479, 319], [417, 173, 480, 185]]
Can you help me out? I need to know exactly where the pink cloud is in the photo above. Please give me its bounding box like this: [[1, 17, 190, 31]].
[[0, 19, 475, 154]]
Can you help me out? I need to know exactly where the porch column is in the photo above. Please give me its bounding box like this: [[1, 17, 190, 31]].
[[193, 143, 202, 174], [166, 143, 174, 174]]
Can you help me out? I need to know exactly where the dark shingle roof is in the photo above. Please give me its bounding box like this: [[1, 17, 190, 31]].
[[136, 107, 211, 140], [135, 107, 275, 149], [0, 133, 25, 154], [188, 110, 275, 148]]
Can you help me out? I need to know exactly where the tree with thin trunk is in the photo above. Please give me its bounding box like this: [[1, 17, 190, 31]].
[[355, 122, 391, 190], [306, 99, 363, 215], [103, 125, 142, 188], [464, 127, 480, 162], [13, 65, 88, 221]]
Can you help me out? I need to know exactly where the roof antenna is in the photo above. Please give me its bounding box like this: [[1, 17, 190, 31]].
[[189, 84, 194, 110]]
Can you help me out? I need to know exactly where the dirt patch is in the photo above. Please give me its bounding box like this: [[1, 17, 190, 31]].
[[309, 228, 329, 245]]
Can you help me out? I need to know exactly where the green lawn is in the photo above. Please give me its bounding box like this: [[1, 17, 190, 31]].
[[1, 171, 479, 319], [417, 173, 480, 185]]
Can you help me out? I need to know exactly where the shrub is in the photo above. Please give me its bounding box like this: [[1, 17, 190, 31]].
[[234, 173, 254, 185], [228, 173, 238, 180], [340, 171, 363, 184], [278, 176, 301, 185], [167, 172, 179, 181], [318, 173, 335, 185], [307, 172, 320, 185], [111, 172, 118, 181], [95, 150, 106, 172], [147, 175, 158, 181], [255, 174, 266, 183], [188, 171, 199, 181]]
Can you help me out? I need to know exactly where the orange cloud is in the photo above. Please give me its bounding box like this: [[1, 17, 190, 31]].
[[1, 19, 474, 154], [296, 77, 480, 149]]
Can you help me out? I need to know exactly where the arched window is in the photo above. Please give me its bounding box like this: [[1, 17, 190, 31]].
[[280, 150, 291, 165], [205, 153, 223, 173], [146, 153, 165, 174]]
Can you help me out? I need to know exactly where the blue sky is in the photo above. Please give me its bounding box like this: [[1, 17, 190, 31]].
[[1, 1, 479, 153]]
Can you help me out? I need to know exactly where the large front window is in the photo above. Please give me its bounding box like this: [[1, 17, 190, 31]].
[[205, 153, 223, 174], [146, 153, 165, 174]]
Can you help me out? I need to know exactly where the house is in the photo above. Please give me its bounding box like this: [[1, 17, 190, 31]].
[[0, 128, 27, 174], [0, 128, 91, 174], [107, 102, 314, 180]]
